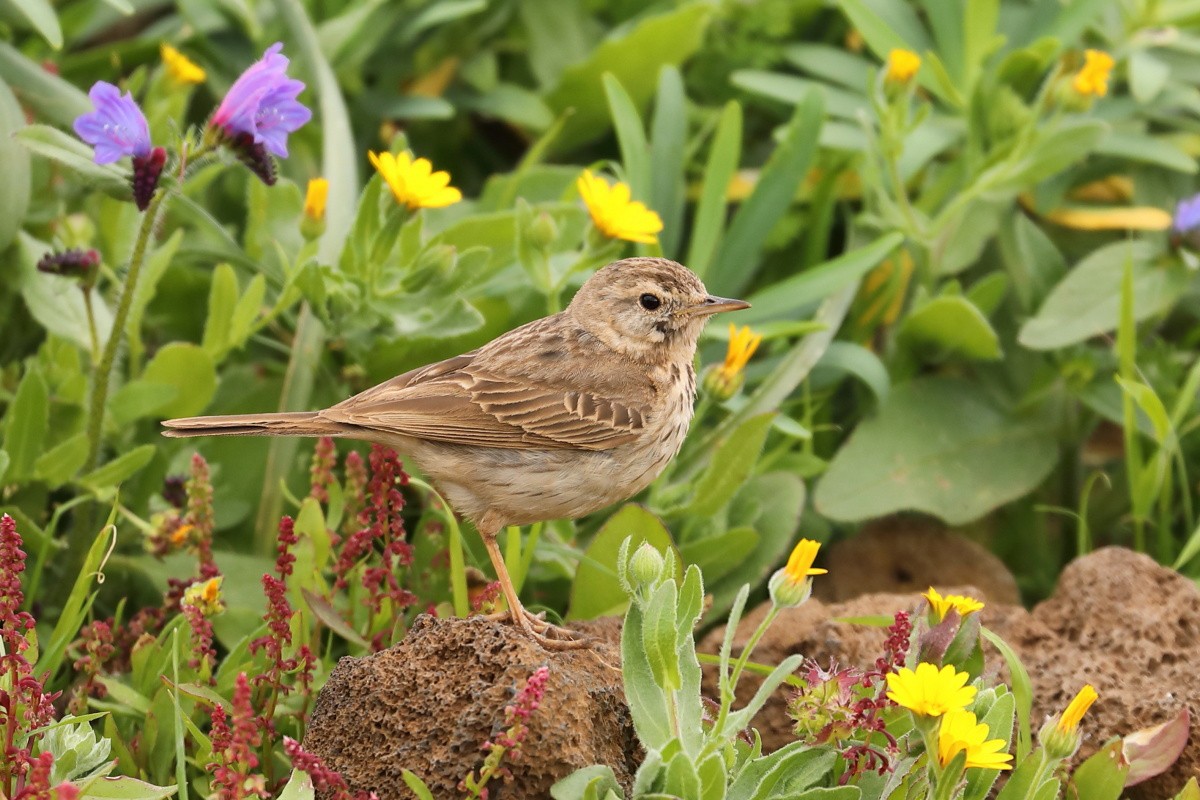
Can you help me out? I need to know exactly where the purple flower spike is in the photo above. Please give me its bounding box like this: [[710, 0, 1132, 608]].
[[212, 43, 311, 158], [73, 82, 151, 165]]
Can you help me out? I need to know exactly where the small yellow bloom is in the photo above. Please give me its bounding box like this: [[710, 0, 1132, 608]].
[[784, 538, 828, 581], [886, 662, 977, 717], [1057, 684, 1098, 734], [160, 44, 206, 85], [169, 523, 194, 547], [720, 324, 762, 384], [182, 576, 225, 616], [576, 170, 663, 244], [768, 538, 827, 608], [369, 150, 462, 210], [304, 177, 329, 222], [923, 587, 985, 621], [886, 49, 922, 83], [938, 709, 1014, 771], [1073, 49, 1114, 97]]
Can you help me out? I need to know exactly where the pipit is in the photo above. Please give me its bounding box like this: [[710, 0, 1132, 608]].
[[163, 257, 749, 648]]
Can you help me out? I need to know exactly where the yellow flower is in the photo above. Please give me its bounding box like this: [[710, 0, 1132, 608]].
[[304, 177, 329, 222], [160, 44, 206, 85], [923, 587, 985, 621], [1073, 49, 1114, 97], [576, 170, 663, 244], [169, 523, 194, 547], [369, 150, 462, 210], [938, 709, 1014, 771], [721, 324, 762, 382], [769, 538, 827, 608], [886, 662, 977, 717], [784, 538, 828, 580], [1057, 684, 1098, 734], [886, 49, 922, 83], [182, 576, 225, 616]]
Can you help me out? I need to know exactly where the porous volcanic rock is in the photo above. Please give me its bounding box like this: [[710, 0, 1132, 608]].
[[816, 515, 1020, 605], [303, 615, 636, 799], [700, 548, 1200, 797]]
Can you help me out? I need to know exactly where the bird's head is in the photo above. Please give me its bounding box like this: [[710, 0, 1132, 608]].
[[567, 257, 750, 364]]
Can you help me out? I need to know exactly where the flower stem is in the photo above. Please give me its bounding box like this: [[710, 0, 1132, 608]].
[[82, 289, 100, 364], [84, 189, 167, 471]]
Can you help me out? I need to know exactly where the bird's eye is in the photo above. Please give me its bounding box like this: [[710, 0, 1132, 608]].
[[639, 293, 662, 311]]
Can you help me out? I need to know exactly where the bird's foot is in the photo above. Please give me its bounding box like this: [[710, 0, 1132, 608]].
[[484, 607, 591, 650]]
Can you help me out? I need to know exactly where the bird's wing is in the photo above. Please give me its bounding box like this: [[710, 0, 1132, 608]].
[[321, 350, 649, 451]]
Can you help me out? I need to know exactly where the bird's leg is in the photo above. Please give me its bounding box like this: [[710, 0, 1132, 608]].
[[476, 516, 589, 650]]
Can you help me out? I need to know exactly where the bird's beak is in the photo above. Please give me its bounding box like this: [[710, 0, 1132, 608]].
[[686, 295, 751, 316]]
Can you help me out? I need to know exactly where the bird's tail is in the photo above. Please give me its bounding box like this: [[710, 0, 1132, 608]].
[[162, 411, 351, 439]]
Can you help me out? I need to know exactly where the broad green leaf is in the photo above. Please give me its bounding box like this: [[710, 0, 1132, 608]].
[[649, 66, 687, 258], [729, 70, 868, 120], [16, 125, 131, 199], [708, 90, 823, 296], [687, 101, 742, 278], [1002, 120, 1107, 187], [727, 741, 834, 799], [141, 343, 217, 418], [278, 770, 316, 800], [815, 378, 1058, 524], [679, 527, 759, 584], [518, 0, 595, 89], [78, 445, 156, 492], [785, 44, 874, 90], [79, 775, 177, 800], [1018, 242, 1188, 350], [661, 750, 701, 797], [1067, 741, 1128, 800], [34, 433, 89, 487], [18, 233, 114, 352], [545, 3, 712, 150], [621, 592, 673, 748], [1116, 378, 1172, 446], [898, 295, 1002, 361], [965, 691, 1015, 800], [603, 73, 650, 201], [0, 43, 89, 127], [568, 504, 674, 620], [107, 382, 178, 426], [641, 579, 681, 691], [550, 765, 622, 800], [817, 341, 891, 403], [2, 0, 63, 49], [838, 0, 931, 56], [202, 263, 239, 359], [1129, 50, 1170, 102], [683, 413, 775, 517], [1096, 131, 1197, 173], [0, 77, 30, 252], [2, 364, 48, 482]]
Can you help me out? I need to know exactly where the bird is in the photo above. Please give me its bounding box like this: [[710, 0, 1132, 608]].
[[163, 257, 749, 648]]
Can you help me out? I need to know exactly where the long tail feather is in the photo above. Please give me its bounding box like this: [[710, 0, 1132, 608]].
[[162, 411, 350, 439]]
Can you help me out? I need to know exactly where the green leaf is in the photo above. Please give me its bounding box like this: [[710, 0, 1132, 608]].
[[2, 364, 48, 482], [687, 101, 742, 278], [0, 77, 30, 252], [815, 377, 1058, 524], [981, 628, 1033, 760], [545, 3, 712, 151], [621, 589, 673, 749], [202, 264, 239, 360], [277, 770, 316, 800], [898, 294, 1002, 361], [0, 43, 90, 127], [125, 230, 183, 373], [568, 504, 674, 620], [683, 413, 775, 517], [817, 341, 891, 404], [1018, 242, 1188, 351], [1129, 50, 1170, 102], [1002, 120, 1107, 187], [550, 765, 622, 800], [649, 66, 687, 258], [78, 445, 156, 492], [641, 579, 681, 691], [18, 233, 113, 352], [603, 73, 650, 201], [1096, 131, 1197, 173], [34, 433, 89, 487], [16, 125, 131, 199], [107, 382, 178, 427], [41, 509, 118, 680], [1, 0, 63, 49], [964, 690, 1015, 800], [79, 776, 177, 800], [679, 527, 760, 583], [707, 90, 824, 296], [141, 344, 217, 418], [1067, 741, 1128, 800], [742, 233, 904, 323], [0, 451, 8, 485], [1116, 378, 1172, 446], [838, 0, 931, 56]]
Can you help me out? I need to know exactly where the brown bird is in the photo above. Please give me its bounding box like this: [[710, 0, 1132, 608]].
[[163, 257, 749, 648]]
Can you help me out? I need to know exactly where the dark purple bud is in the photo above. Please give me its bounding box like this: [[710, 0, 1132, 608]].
[[162, 475, 187, 509], [131, 146, 167, 211], [225, 132, 277, 186], [36, 249, 100, 288]]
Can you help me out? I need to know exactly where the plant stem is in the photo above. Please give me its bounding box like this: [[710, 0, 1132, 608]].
[[728, 605, 779, 694], [83, 190, 166, 472], [82, 289, 99, 364]]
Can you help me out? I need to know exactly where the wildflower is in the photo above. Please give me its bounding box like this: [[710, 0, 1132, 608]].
[[342, 450, 368, 536], [1057, 684, 1098, 733], [186, 453, 218, 578], [886, 49, 921, 84], [461, 667, 550, 798], [704, 324, 762, 399], [283, 738, 374, 800], [309, 436, 336, 502], [73, 82, 166, 210], [1040, 684, 1098, 759], [1171, 193, 1200, 250], [208, 673, 268, 800], [885, 662, 977, 717], [1073, 49, 1115, 98], [68, 620, 115, 714], [768, 538, 827, 608], [922, 587, 985, 622], [576, 170, 663, 244], [938, 709, 1013, 771], [36, 249, 100, 290], [368, 150, 461, 210], [183, 576, 225, 616], [160, 44, 206, 84], [303, 177, 329, 222]]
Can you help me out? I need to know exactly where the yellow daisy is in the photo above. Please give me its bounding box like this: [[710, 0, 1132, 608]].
[[304, 177, 329, 222], [719, 324, 763, 387], [1073, 50, 1114, 98], [369, 150, 462, 210], [160, 44, 206, 85], [886, 662, 977, 717], [1056, 684, 1098, 734], [576, 170, 663, 244], [938, 709, 1014, 771], [886, 49, 921, 83], [923, 587, 985, 621]]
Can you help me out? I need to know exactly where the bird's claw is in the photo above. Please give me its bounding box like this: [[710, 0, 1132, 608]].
[[484, 607, 590, 650]]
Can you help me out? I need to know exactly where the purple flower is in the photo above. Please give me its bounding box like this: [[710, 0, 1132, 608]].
[[211, 43, 311, 158], [1171, 193, 1200, 250], [73, 82, 151, 165]]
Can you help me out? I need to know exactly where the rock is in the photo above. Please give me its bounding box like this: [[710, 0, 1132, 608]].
[[816, 515, 1020, 605], [700, 548, 1200, 797], [303, 615, 636, 799]]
